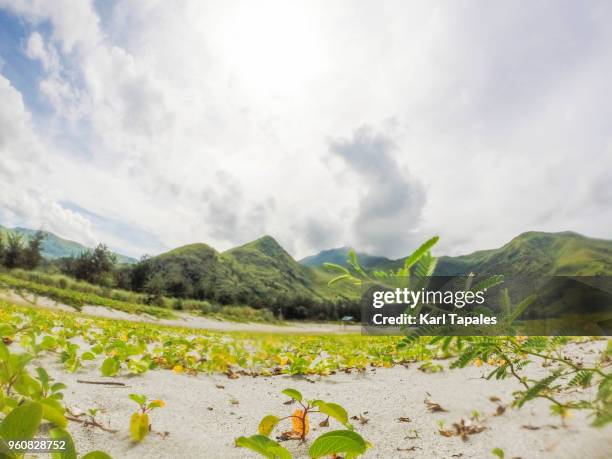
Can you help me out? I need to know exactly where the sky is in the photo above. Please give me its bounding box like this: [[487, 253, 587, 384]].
[[0, 0, 611, 259]]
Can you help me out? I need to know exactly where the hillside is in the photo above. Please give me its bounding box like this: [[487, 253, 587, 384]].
[[0, 225, 136, 263], [135, 236, 358, 310], [301, 231, 612, 277], [433, 231, 612, 276], [299, 247, 390, 269]]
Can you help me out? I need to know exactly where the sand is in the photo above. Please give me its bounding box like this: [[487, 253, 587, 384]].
[[3, 288, 611, 458], [35, 340, 611, 459]]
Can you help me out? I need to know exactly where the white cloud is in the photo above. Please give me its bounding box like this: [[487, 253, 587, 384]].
[[0, 0, 611, 258]]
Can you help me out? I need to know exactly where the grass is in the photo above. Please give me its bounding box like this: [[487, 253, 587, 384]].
[[0, 271, 279, 323]]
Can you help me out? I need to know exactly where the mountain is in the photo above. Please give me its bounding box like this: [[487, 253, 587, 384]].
[[137, 235, 356, 305], [301, 231, 612, 277], [300, 247, 390, 269], [0, 225, 136, 264], [433, 231, 612, 276]]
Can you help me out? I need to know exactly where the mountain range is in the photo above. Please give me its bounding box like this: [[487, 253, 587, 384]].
[[303, 231, 612, 276], [3, 224, 612, 304]]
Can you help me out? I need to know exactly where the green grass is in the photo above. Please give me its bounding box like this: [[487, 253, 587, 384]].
[[0, 270, 279, 323]]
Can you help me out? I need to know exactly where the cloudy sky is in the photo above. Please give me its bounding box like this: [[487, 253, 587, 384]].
[[1, 0, 611, 259]]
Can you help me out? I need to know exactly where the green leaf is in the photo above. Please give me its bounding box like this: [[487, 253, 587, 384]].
[[413, 252, 437, 277], [314, 402, 349, 427], [323, 263, 350, 275], [81, 352, 95, 361], [50, 428, 77, 459], [81, 452, 113, 459], [0, 342, 9, 361], [41, 400, 68, 429], [281, 388, 302, 402], [36, 367, 49, 385], [0, 402, 42, 442], [327, 274, 350, 286], [308, 430, 369, 458], [129, 394, 147, 407], [130, 412, 149, 442], [100, 358, 120, 377], [491, 447, 505, 458], [235, 435, 291, 459], [402, 236, 439, 271], [258, 415, 280, 436], [51, 382, 67, 393]]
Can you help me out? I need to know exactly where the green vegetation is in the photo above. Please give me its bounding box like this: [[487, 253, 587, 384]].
[[0, 299, 609, 428], [5, 228, 611, 323], [0, 225, 135, 263], [0, 231, 45, 271], [0, 339, 112, 458], [236, 388, 369, 458], [117, 235, 360, 320], [325, 238, 612, 427], [432, 231, 612, 276], [299, 247, 389, 269], [303, 231, 612, 276], [0, 271, 277, 323], [128, 394, 165, 442]]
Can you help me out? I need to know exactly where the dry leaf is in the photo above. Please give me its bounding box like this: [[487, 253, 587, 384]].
[[319, 417, 329, 427], [489, 396, 501, 402], [495, 405, 506, 416], [215, 384, 225, 389], [425, 399, 448, 412], [452, 419, 486, 441], [398, 417, 412, 423], [291, 409, 309, 436]]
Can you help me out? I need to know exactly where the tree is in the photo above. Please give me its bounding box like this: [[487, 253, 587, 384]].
[[64, 243, 117, 285], [4, 233, 23, 269], [0, 235, 5, 266], [22, 231, 45, 270]]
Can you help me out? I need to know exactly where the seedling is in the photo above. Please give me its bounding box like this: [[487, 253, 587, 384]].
[[128, 393, 165, 442], [236, 388, 370, 458]]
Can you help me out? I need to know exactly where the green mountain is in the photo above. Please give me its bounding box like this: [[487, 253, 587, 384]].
[[0, 225, 136, 264], [433, 231, 612, 276], [302, 231, 612, 276], [300, 247, 390, 269], [137, 235, 356, 306]]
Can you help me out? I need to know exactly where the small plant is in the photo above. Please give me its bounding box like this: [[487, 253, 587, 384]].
[[0, 341, 112, 458], [128, 394, 165, 442], [236, 388, 370, 458]]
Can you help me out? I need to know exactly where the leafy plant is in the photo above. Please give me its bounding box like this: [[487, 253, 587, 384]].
[[236, 388, 370, 458], [0, 341, 112, 458], [128, 394, 165, 442]]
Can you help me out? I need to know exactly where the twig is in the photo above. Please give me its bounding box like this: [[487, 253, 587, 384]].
[[65, 414, 118, 433], [76, 379, 128, 387]]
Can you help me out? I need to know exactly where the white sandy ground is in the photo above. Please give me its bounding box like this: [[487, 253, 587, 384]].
[[31, 340, 611, 459], [0, 289, 361, 334]]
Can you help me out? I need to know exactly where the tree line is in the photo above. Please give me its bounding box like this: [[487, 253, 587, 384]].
[[0, 231, 45, 270], [0, 233, 360, 321]]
